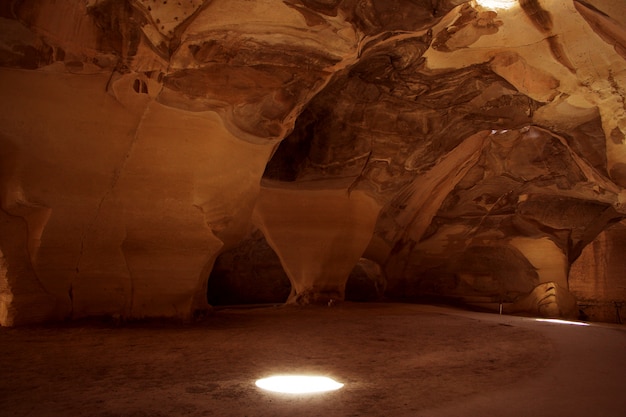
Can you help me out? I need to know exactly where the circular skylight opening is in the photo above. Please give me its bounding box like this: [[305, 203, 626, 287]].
[[255, 375, 344, 394], [476, 0, 517, 9]]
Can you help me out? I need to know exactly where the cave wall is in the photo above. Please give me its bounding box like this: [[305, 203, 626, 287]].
[[0, 0, 625, 324], [570, 219, 626, 323]]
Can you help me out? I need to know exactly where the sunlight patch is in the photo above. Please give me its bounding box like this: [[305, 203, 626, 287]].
[[255, 375, 344, 394], [476, 0, 517, 9], [535, 318, 590, 326]]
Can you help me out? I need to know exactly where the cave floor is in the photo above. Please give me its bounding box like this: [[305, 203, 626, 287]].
[[0, 303, 624, 417]]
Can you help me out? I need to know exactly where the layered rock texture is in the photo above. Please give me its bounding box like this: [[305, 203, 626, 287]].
[[1, 0, 625, 325]]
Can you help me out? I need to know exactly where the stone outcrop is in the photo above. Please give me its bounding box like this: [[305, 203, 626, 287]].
[[253, 181, 381, 304], [0, 0, 625, 324]]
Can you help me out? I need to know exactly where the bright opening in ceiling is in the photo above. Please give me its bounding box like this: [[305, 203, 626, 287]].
[[255, 375, 344, 394], [535, 318, 590, 326], [475, 0, 517, 9]]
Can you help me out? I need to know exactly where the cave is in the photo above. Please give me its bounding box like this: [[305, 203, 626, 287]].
[[0, 0, 625, 415]]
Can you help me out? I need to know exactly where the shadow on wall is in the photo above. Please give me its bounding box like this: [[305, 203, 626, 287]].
[[206, 229, 387, 306]]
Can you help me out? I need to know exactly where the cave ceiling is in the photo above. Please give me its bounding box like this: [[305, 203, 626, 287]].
[[0, 0, 625, 324]]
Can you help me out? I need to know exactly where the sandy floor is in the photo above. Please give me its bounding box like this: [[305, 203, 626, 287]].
[[0, 303, 621, 417]]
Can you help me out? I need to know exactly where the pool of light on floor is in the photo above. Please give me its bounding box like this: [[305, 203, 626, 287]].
[[535, 318, 590, 326], [255, 375, 344, 394]]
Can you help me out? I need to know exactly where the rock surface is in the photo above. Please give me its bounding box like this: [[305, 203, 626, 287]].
[[570, 219, 626, 323], [0, 0, 625, 324]]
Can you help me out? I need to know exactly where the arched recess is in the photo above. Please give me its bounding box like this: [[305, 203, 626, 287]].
[[207, 228, 291, 306], [345, 258, 387, 302]]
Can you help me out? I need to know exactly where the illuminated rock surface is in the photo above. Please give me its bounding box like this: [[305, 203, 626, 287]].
[[1, 0, 625, 324]]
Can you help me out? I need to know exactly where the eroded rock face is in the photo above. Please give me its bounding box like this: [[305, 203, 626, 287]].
[[253, 182, 381, 304], [0, 0, 625, 324], [570, 220, 626, 323]]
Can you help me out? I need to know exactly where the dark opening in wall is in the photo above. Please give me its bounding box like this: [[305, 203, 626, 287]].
[[133, 79, 148, 94], [345, 258, 387, 302], [207, 229, 291, 305], [262, 108, 316, 181]]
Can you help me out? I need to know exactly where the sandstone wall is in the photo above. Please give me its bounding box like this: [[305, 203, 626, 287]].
[[570, 220, 626, 323]]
